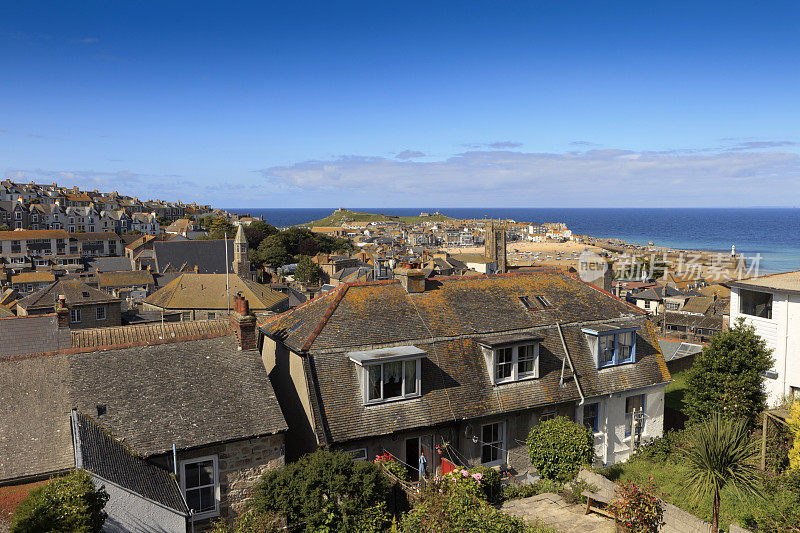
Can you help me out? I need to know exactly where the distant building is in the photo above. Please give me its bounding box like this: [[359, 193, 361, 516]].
[[16, 280, 122, 329], [485, 220, 507, 273]]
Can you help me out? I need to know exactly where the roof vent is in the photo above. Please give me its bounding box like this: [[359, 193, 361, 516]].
[[82, 291, 90, 297], [96, 404, 106, 417]]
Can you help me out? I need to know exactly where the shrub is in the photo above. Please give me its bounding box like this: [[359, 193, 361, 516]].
[[402, 470, 526, 532], [210, 510, 282, 533], [250, 449, 392, 532], [789, 400, 800, 471], [502, 479, 562, 502], [684, 320, 774, 427], [468, 465, 502, 503], [374, 452, 409, 481], [607, 480, 665, 533], [630, 429, 689, 464], [561, 479, 597, 505], [526, 416, 594, 482], [11, 470, 109, 533]]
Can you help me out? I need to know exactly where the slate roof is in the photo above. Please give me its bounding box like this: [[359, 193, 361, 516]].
[[144, 273, 287, 311], [262, 271, 670, 444], [658, 338, 704, 362], [153, 239, 235, 274], [631, 285, 686, 301], [663, 312, 723, 330], [68, 335, 288, 456], [17, 280, 120, 311], [729, 270, 800, 294], [72, 411, 188, 514], [85, 256, 133, 272], [0, 354, 73, 480], [97, 270, 154, 288], [70, 319, 231, 349]]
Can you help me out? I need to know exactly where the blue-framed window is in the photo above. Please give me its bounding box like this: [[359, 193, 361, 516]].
[[625, 394, 645, 437], [583, 403, 599, 433], [597, 330, 637, 368]]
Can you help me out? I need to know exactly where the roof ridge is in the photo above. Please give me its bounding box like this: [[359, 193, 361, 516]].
[[302, 284, 350, 351]]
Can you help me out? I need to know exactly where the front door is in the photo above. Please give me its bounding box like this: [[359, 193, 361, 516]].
[[405, 437, 420, 481]]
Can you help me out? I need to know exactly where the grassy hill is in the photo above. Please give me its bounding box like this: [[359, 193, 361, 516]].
[[303, 209, 453, 227]]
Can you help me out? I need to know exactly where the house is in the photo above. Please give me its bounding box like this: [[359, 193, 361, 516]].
[[97, 270, 155, 299], [141, 273, 289, 320], [16, 280, 122, 328], [69, 231, 123, 257], [260, 270, 669, 473], [447, 253, 499, 274], [0, 302, 287, 528], [729, 271, 800, 404], [10, 271, 56, 294], [165, 218, 206, 238], [629, 285, 688, 315]]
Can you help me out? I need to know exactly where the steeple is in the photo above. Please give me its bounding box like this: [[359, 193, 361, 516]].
[[233, 225, 251, 278]]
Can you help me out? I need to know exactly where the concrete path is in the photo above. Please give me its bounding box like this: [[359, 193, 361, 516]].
[[501, 492, 615, 533]]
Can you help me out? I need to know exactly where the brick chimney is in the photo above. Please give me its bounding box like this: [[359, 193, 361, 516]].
[[56, 295, 69, 328], [229, 292, 257, 351]]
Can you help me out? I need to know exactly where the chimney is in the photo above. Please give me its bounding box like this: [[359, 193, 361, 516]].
[[56, 295, 69, 328], [229, 292, 256, 351], [394, 268, 426, 293]]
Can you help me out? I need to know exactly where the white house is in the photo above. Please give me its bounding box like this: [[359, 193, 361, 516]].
[[729, 271, 800, 405]]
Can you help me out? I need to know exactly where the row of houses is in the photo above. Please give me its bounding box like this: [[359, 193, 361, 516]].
[[0, 200, 161, 234]]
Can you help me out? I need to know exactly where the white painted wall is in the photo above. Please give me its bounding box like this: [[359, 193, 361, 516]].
[[730, 287, 800, 405], [90, 475, 187, 533], [577, 383, 665, 465]]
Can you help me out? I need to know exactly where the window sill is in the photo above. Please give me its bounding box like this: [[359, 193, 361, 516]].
[[365, 394, 422, 407], [494, 375, 539, 386], [190, 509, 220, 521]]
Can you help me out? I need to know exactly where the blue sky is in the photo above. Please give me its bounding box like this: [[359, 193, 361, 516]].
[[1, 1, 799, 207]]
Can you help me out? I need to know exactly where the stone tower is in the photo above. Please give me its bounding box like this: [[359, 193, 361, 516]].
[[485, 220, 507, 273], [233, 225, 251, 278]]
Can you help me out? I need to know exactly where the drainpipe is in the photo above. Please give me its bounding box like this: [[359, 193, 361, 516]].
[[783, 294, 789, 400]]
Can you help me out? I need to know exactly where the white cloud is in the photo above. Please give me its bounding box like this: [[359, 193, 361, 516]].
[[260, 146, 800, 206]]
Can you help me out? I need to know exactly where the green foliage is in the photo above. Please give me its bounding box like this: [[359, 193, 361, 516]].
[[250, 449, 392, 532], [789, 400, 800, 471], [0, 223, 9, 231], [684, 414, 761, 532], [561, 478, 597, 505], [629, 429, 690, 464], [526, 416, 594, 482], [501, 479, 562, 502], [739, 469, 800, 532], [10, 470, 109, 533], [607, 480, 665, 533], [209, 510, 282, 533], [402, 470, 527, 532], [469, 465, 503, 504], [684, 320, 774, 427], [294, 255, 323, 284], [374, 452, 409, 482], [252, 227, 352, 269], [243, 221, 278, 249]]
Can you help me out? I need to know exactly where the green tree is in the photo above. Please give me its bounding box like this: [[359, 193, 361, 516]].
[[526, 416, 594, 482], [251, 449, 392, 532], [11, 470, 109, 533], [254, 239, 293, 270], [684, 414, 761, 533], [294, 255, 323, 284], [684, 320, 774, 427], [244, 220, 278, 249]]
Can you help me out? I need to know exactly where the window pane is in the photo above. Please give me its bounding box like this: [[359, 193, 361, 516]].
[[404, 360, 417, 395], [496, 348, 513, 380], [185, 462, 200, 488], [199, 486, 215, 512], [598, 335, 615, 365], [198, 461, 214, 486], [186, 488, 201, 512], [368, 365, 381, 400], [383, 362, 402, 398], [583, 403, 598, 432], [518, 345, 536, 375]]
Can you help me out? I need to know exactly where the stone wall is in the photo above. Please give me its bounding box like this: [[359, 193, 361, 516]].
[[218, 433, 285, 515]]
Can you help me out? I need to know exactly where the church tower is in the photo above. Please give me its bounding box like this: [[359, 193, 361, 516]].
[[485, 219, 507, 273], [233, 225, 251, 278]]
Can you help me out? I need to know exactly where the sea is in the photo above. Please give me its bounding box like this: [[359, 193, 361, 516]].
[[225, 207, 800, 275]]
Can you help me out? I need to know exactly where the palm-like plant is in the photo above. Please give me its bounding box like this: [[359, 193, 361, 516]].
[[684, 414, 761, 531]]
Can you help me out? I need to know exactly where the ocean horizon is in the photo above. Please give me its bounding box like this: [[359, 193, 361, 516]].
[[225, 207, 800, 275]]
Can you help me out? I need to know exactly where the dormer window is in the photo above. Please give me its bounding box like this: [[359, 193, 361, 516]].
[[583, 322, 638, 368], [479, 333, 542, 385], [348, 346, 424, 405]]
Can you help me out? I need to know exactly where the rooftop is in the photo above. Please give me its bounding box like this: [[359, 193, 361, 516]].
[[729, 271, 800, 294]]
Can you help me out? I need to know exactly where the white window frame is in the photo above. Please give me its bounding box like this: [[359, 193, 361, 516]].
[[492, 343, 539, 384], [345, 448, 368, 461], [96, 306, 106, 321], [480, 421, 506, 466], [625, 394, 645, 438], [363, 358, 422, 404], [179, 455, 220, 520], [70, 308, 81, 323]]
